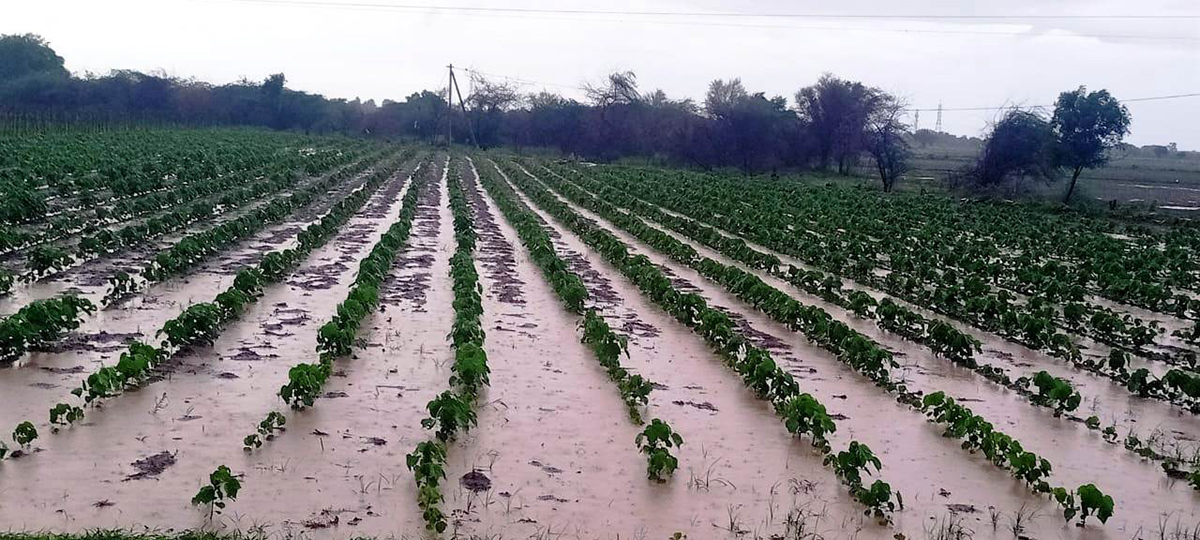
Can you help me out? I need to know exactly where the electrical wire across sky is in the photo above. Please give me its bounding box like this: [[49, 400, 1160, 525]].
[[460, 67, 1200, 114], [203, 0, 1200, 42]]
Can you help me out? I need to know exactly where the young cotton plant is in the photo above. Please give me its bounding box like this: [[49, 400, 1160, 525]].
[[635, 418, 684, 482], [278, 362, 331, 409], [1022, 371, 1083, 416], [192, 465, 241, 520], [421, 391, 477, 442], [406, 440, 449, 533], [243, 411, 287, 450]]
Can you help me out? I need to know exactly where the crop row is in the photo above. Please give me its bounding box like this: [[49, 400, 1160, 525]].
[[478, 158, 899, 518], [406, 157, 488, 533], [0, 294, 95, 365], [499, 159, 1119, 523], [547, 165, 1200, 439], [76, 148, 369, 259], [470, 159, 657, 425], [585, 167, 1189, 362], [0, 129, 343, 223], [19, 149, 371, 285], [472, 158, 689, 492], [750, 169, 1197, 317], [0, 135, 359, 254], [23, 151, 416, 451], [0, 147, 376, 299], [272, 157, 427, 414], [560, 165, 1200, 414], [99, 150, 396, 306], [553, 161, 1199, 487]]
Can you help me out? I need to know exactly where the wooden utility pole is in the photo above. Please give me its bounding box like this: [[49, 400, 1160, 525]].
[[445, 63, 479, 148]]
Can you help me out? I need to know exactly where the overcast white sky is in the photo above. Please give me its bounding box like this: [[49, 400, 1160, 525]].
[[4, 0, 1199, 147]]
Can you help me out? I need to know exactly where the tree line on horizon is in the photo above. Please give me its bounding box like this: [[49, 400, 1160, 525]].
[[1, 33, 1140, 201]]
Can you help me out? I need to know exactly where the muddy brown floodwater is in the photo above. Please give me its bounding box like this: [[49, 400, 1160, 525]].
[[495, 162, 1200, 540], [0, 157, 435, 536], [0, 161, 398, 436], [575, 170, 1200, 466], [2, 152, 1197, 540]]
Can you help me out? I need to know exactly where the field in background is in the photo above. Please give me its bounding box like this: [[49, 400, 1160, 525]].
[[906, 141, 1200, 209]]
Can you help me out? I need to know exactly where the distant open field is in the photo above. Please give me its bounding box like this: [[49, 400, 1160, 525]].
[[906, 145, 1200, 210]]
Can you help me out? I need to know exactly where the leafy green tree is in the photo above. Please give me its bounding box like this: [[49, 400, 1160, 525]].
[[0, 34, 68, 83], [795, 74, 878, 174], [1052, 87, 1131, 203]]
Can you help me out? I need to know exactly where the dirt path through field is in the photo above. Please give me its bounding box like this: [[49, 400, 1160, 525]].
[[504, 163, 1200, 539], [0, 159, 422, 535]]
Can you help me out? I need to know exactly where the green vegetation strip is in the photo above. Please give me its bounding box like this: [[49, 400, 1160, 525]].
[[99, 149, 390, 306], [549, 163, 1200, 479], [0, 129, 337, 246], [0, 295, 95, 365], [78, 149, 369, 259], [602, 165, 1195, 369], [560, 165, 1200, 419], [8, 150, 416, 461], [472, 157, 688, 489], [496, 159, 1117, 524], [17, 147, 373, 286], [405, 157, 488, 533], [271, 156, 427, 414], [18, 147, 355, 286]]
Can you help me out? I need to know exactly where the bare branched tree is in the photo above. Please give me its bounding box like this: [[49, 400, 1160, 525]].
[[865, 93, 910, 192], [584, 71, 641, 107]]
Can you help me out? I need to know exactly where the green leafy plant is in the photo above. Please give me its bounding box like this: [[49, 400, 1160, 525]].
[[243, 411, 287, 450], [191, 465, 241, 519], [1024, 371, 1083, 416], [102, 271, 139, 306], [635, 418, 683, 481], [1076, 484, 1114, 524], [158, 303, 223, 350], [778, 393, 837, 453], [13, 421, 37, 447], [23, 245, 74, 281], [49, 403, 84, 426], [278, 362, 331, 409], [406, 440, 448, 533], [421, 391, 477, 442]]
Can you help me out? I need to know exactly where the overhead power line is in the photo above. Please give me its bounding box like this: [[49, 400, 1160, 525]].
[[908, 92, 1200, 112], [461, 65, 1200, 116], [200, 0, 1200, 20], [206, 0, 1200, 42]]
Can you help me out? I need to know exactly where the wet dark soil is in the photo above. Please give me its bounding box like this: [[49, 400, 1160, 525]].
[[463, 164, 525, 305], [124, 451, 177, 481]]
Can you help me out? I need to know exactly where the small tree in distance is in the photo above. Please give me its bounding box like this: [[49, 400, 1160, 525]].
[[1052, 87, 1131, 203]]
